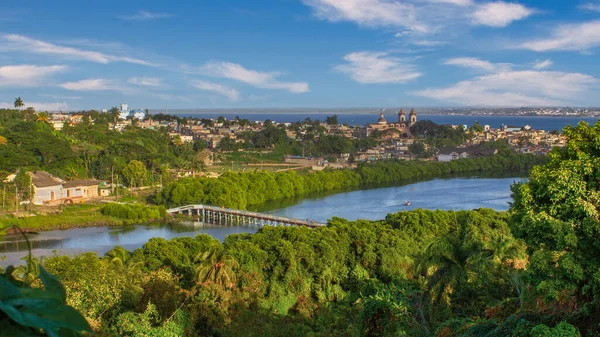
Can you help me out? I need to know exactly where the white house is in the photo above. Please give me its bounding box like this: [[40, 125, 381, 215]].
[[29, 171, 65, 205], [27, 171, 101, 205], [437, 148, 498, 162]]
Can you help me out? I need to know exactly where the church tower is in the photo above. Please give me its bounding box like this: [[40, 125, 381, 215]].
[[409, 108, 417, 126], [398, 108, 406, 124]]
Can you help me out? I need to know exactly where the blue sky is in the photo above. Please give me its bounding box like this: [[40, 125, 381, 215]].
[[1, 0, 600, 111]]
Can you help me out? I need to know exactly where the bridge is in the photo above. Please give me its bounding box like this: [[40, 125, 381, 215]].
[[166, 204, 326, 228]]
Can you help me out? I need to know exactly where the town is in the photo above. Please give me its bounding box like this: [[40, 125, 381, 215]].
[[45, 104, 564, 169]]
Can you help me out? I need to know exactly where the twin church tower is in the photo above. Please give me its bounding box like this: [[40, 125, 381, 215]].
[[364, 108, 417, 137]]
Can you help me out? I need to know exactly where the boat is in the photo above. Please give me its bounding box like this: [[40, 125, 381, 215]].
[[404, 201, 411, 206]]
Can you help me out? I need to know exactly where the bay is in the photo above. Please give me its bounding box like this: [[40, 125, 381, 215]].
[[157, 109, 598, 131]]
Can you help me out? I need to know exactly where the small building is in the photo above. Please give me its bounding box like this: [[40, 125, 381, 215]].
[[29, 171, 65, 205], [437, 148, 498, 162], [27, 171, 101, 205], [63, 180, 101, 200]]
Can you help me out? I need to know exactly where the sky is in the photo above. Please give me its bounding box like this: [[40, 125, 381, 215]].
[[1, 0, 600, 111]]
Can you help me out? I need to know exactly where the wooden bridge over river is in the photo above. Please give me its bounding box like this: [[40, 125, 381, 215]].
[[166, 204, 326, 228]]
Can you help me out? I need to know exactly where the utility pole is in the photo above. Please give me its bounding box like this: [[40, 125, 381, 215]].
[[115, 175, 119, 201], [15, 186, 18, 216], [2, 184, 5, 210]]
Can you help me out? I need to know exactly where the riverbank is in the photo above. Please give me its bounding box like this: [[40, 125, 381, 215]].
[[0, 202, 174, 234], [157, 153, 545, 210], [1, 156, 540, 234]]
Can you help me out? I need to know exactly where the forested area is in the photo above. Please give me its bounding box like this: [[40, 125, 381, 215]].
[[157, 153, 545, 209], [0, 109, 202, 185], [2, 206, 584, 336]]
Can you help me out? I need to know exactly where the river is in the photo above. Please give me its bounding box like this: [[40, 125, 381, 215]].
[[0, 176, 525, 266]]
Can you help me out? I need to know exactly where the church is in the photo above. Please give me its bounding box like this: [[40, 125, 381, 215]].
[[362, 108, 417, 138]]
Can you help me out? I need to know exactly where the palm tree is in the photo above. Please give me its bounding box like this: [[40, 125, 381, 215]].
[[195, 247, 239, 289], [14, 97, 24, 110], [419, 224, 493, 305], [105, 246, 131, 267], [36, 112, 50, 124], [109, 106, 120, 130]]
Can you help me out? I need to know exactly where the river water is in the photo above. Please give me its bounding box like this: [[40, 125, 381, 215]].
[[0, 176, 525, 266]]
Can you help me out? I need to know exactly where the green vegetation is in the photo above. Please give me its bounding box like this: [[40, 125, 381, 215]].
[[13, 207, 576, 336], [0, 202, 168, 231], [0, 108, 200, 185], [0, 204, 121, 231], [100, 203, 167, 222], [157, 153, 545, 209]]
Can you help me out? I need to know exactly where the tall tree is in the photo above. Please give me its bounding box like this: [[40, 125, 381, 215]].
[[510, 120, 600, 308], [14, 97, 24, 110], [195, 247, 239, 289], [122, 160, 147, 190]]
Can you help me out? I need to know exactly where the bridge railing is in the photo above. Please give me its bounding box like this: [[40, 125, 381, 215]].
[[166, 204, 326, 227]]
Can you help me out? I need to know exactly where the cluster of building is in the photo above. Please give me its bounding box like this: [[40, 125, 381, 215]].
[[44, 107, 564, 168]]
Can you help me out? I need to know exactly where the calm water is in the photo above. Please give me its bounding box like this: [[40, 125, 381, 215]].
[[0, 177, 524, 266], [157, 110, 598, 131]]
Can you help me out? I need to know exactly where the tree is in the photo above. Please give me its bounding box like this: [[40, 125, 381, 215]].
[[469, 121, 484, 134], [14, 97, 24, 110], [195, 247, 239, 289], [109, 106, 120, 129], [122, 160, 147, 190], [13, 169, 32, 204], [419, 223, 495, 306], [408, 142, 426, 156], [326, 114, 339, 125], [510, 120, 600, 308], [36, 112, 50, 124]]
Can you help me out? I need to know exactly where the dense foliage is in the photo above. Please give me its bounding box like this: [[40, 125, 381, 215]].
[[510, 120, 600, 334], [157, 153, 545, 209], [31, 207, 579, 336], [0, 109, 200, 185], [100, 203, 167, 222]]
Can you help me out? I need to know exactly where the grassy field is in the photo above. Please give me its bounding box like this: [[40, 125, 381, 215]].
[[0, 203, 122, 231]]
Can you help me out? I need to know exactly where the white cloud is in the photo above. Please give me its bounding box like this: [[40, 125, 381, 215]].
[[412, 40, 448, 47], [197, 61, 309, 93], [335, 51, 421, 84], [302, 0, 429, 33], [60, 78, 114, 91], [39, 94, 82, 100], [427, 0, 473, 5], [520, 20, 600, 52], [415, 65, 598, 106], [0, 101, 69, 111], [472, 1, 534, 27], [128, 76, 162, 87], [579, 2, 600, 12], [304, 0, 532, 35], [118, 10, 172, 20], [533, 59, 553, 70], [0, 34, 152, 66], [444, 57, 511, 72], [190, 80, 240, 101], [0, 65, 66, 86]]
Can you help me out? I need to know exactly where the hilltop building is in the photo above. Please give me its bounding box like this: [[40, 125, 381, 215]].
[[119, 104, 146, 120], [361, 108, 417, 138]]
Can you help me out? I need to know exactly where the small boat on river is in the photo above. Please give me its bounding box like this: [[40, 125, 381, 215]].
[[404, 201, 411, 206]]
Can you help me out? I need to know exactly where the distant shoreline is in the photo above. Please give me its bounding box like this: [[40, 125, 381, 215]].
[[148, 110, 599, 118]]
